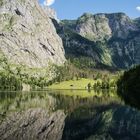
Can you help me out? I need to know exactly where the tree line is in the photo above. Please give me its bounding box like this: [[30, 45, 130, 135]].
[[117, 65, 140, 109]]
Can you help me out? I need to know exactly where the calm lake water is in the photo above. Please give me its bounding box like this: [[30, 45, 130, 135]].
[[1, 90, 140, 140], [0, 90, 122, 120]]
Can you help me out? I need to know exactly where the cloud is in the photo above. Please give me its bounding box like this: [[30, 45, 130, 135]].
[[136, 6, 140, 11], [44, 0, 55, 6]]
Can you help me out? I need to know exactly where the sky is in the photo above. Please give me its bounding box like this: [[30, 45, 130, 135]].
[[39, 0, 140, 20]]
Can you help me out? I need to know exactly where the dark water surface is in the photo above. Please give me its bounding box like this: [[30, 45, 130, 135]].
[[0, 90, 121, 120], [0, 90, 140, 140]]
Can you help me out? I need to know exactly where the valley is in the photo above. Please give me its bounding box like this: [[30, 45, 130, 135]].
[[0, 0, 140, 140]]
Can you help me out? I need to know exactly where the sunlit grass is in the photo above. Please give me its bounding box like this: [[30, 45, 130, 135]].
[[48, 78, 97, 90]]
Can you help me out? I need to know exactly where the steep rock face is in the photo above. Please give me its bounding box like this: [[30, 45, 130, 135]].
[[106, 13, 138, 39], [53, 19, 114, 70], [0, 0, 65, 68], [0, 109, 66, 140], [61, 13, 140, 69], [43, 6, 58, 21], [75, 13, 138, 41], [76, 13, 112, 41], [108, 32, 140, 68]]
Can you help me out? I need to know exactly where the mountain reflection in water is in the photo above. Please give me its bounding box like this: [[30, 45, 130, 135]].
[[0, 90, 140, 140]]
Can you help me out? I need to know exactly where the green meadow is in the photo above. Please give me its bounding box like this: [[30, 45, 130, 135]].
[[48, 78, 95, 90]]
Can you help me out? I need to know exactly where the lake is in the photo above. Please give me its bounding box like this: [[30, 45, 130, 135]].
[[0, 90, 140, 140]]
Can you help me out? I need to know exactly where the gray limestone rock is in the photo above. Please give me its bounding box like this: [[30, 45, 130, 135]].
[[0, 0, 65, 68], [60, 12, 140, 69]]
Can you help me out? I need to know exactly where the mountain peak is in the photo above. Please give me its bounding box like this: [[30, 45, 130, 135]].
[[77, 13, 93, 23], [43, 6, 59, 21]]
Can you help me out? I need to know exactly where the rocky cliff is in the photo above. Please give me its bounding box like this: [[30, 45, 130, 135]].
[[0, 0, 65, 68], [61, 13, 140, 69], [75, 13, 138, 41], [53, 19, 114, 70], [1, 0, 140, 70], [43, 6, 59, 21]]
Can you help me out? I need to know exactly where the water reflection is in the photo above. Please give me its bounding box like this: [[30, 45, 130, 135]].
[[117, 88, 140, 110], [0, 91, 55, 121], [49, 89, 122, 116], [1, 90, 140, 140], [0, 90, 121, 120]]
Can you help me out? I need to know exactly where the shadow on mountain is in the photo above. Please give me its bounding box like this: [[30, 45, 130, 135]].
[[51, 18, 118, 72]]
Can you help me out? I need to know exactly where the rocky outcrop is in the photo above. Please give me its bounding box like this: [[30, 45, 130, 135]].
[[0, 0, 65, 68], [106, 13, 138, 39], [70, 12, 138, 42], [0, 109, 66, 140], [53, 19, 114, 70], [60, 13, 140, 69], [76, 13, 112, 41], [43, 6, 59, 21]]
